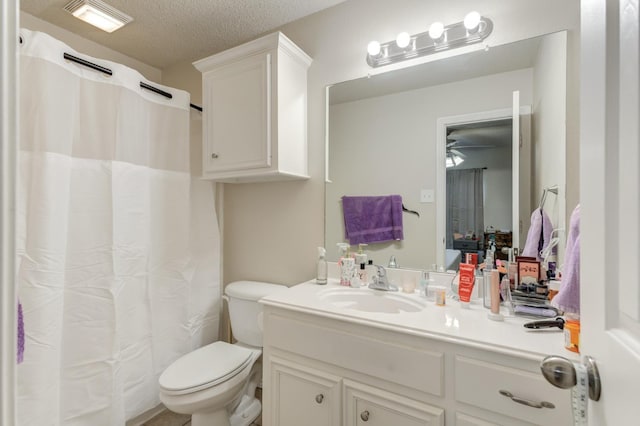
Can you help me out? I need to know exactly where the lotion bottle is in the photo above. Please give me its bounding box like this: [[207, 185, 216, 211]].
[[355, 243, 368, 266]]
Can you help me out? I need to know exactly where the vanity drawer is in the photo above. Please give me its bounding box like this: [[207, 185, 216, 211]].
[[265, 312, 444, 397], [454, 355, 572, 425]]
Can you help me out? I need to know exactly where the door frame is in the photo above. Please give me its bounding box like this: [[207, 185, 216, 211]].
[[0, 1, 19, 424], [435, 105, 531, 269]]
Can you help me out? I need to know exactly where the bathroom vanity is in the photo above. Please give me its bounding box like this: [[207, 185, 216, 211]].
[[261, 280, 575, 426]]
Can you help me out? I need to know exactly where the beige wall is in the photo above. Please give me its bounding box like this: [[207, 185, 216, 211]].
[[20, 0, 580, 288], [166, 0, 580, 287], [533, 31, 568, 263]]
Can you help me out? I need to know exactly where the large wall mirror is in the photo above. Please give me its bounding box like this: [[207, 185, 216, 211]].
[[325, 31, 567, 271]]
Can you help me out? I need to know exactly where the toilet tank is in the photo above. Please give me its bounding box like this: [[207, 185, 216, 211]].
[[225, 281, 287, 347]]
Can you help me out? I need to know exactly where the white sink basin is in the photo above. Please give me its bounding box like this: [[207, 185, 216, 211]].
[[318, 287, 426, 313]]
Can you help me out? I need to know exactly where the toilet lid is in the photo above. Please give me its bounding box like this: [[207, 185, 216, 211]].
[[159, 342, 255, 393]]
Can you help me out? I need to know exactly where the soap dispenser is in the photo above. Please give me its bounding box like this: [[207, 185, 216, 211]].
[[355, 244, 368, 266], [337, 243, 354, 287], [316, 247, 328, 285]]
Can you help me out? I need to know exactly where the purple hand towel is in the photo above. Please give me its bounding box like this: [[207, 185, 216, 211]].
[[521, 208, 554, 261], [342, 195, 404, 245], [552, 204, 581, 314], [17, 300, 24, 364]]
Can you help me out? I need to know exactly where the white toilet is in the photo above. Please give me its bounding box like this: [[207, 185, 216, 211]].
[[158, 281, 286, 426]]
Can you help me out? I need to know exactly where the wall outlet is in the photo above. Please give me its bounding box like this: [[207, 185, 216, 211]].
[[420, 189, 434, 203]]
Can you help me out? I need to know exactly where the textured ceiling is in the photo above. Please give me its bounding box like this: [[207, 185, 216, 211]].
[[20, 0, 347, 69]]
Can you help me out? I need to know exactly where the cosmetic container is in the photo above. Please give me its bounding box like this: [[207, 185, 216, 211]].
[[487, 270, 504, 321], [564, 313, 580, 353], [430, 285, 447, 306]]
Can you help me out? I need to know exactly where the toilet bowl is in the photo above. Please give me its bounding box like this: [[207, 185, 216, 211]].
[[158, 281, 286, 426]]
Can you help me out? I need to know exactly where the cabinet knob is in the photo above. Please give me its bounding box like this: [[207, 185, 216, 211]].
[[315, 394, 324, 404], [211, 153, 219, 159], [360, 410, 370, 422]]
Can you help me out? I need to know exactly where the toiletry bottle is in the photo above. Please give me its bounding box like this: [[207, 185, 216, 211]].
[[358, 263, 367, 284], [487, 270, 504, 321], [500, 275, 514, 314], [353, 244, 368, 285], [365, 259, 375, 284], [434, 286, 446, 306], [337, 243, 347, 286], [485, 245, 495, 271], [351, 269, 361, 288], [316, 247, 328, 285], [355, 243, 368, 266], [337, 243, 354, 286], [342, 257, 355, 287], [564, 313, 580, 353], [418, 271, 429, 298]]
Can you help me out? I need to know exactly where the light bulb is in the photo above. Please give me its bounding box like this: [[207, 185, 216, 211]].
[[367, 41, 381, 56], [428, 22, 445, 40], [396, 32, 411, 49], [464, 11, 481, 31]]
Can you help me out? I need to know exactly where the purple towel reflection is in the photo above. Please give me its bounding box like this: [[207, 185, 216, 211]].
[[552, 204, 581, 314], [522, 208, 554, 261], [342, 195, 404, 245]]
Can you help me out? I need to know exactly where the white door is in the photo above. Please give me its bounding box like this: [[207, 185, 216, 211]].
[[579, 0, 640, 423]]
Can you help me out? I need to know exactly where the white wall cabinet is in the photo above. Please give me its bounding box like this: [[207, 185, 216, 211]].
[[193, 32, 311, 182], [262, 307, 572, 426]]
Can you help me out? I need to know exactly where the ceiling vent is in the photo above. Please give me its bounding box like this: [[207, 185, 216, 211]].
[[64, 0, 133, 33]]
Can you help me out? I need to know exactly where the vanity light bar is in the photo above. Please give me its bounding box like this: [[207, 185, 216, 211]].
[[366, 13, 493, 68]]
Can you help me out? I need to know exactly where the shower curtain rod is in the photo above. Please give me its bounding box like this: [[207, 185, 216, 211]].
[[60, 52, 204, 112], [17, 38, 203, 111]]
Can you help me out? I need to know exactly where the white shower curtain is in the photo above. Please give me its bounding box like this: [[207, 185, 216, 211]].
[[446, 168, 485, 248], [16, 30, 221, 425]]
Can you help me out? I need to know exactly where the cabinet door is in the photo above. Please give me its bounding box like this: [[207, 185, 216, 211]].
[[202, 52, 271, 174], [269, 358, 341, 426], [344, 380, 444, 426], [455, 412, 500, 426]]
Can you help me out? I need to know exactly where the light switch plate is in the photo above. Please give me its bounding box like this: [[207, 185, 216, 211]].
[[420, 189, 434, 203]]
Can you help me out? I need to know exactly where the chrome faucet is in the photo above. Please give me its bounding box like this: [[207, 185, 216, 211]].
[[368, 265, 399, 292]]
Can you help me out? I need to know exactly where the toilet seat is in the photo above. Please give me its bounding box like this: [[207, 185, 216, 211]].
[[159, 342, 258, 396]]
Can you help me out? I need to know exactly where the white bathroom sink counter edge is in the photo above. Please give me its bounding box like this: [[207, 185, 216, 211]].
[[260, 280, 573, 361]]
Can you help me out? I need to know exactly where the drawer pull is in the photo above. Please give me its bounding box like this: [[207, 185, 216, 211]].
[[211, 153, 219, 159], [360, 410, 370, 421], [499, 390, 555, 409], [315, 394, 324, 404]]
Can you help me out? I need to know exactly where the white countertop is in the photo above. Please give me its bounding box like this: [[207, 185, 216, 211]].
[[261, 279, 577, 361]]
